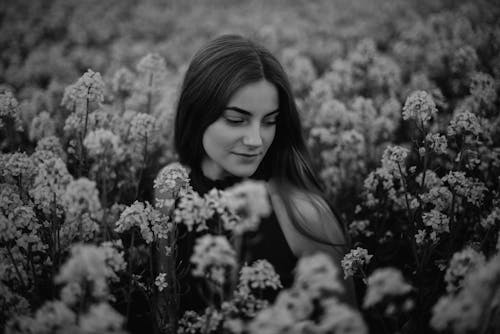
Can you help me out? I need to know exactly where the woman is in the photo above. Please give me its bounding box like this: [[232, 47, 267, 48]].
[[172, 34, 356, 313]]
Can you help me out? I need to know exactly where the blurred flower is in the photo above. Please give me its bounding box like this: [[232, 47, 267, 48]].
[[63, 178, 102, 221], [247, 302, 295, 334], [1, 152, 36, 186], [239, 259, 282, 291], [31, 301, 77, 333], [348, 220, 373, 238], [115, 201, 167, 243], [0, 90, 22, 130], [295, 252, 344, 297], [111, 67, 135, 96], [480, 207, 500, 229], [56, 244, 117, 284], [78, 302, 125, 333], [129, 113, 157, 141], [173, 190, 217, 232], [190, 234, 237, 285], [432, 254, 500, 333], [178, 308, 222, 334], [29, 155, 73, 217], [274, 288, 313, 320], [422, 209, 450, 242], [35, 136, 66, 160], [447, 110, 481, 137], [154, 273, 168, 291], [29, 111, 56, 141], [415, 230, 427, 246], [61, 69, 105, 111], [136, 53, 168, 92], [83, 128, 123, 159], [402, 90, 438, 124], [341, 247, 373, 279], [222, 180, 271, 234], [363, 268, 413, 308], [469, 72, 497, 111], [444, 247, 486, 293], [450, 45, 478, 74], [281, 48, 317, 93], [313, 297, 368, 334]]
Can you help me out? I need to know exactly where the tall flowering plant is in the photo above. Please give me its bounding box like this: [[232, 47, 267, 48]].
[[343, 88, 500, 333]]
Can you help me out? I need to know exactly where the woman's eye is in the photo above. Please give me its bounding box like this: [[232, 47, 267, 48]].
[[224, 117, 244, 124], [264, 118, 278, 125]]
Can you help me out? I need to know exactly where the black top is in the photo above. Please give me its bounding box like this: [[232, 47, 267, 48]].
[[177, 167, 297, 314]]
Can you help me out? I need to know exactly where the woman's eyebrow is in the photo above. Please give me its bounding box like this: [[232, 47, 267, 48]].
[[225, 106, 279, 117]]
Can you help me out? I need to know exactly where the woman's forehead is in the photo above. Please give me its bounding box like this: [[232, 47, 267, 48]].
[[226, 79, 279, 115]]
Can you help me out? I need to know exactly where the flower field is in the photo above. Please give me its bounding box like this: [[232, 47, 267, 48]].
[[1, 0, 500, 333]]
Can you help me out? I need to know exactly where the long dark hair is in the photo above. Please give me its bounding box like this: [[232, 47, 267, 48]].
[[174, 34, 346, 248]]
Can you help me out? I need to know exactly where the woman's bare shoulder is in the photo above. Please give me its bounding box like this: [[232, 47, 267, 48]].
[[267, 178, 345, 246]]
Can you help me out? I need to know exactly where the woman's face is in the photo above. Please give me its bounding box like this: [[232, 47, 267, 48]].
[[202, 79, 279, 180]]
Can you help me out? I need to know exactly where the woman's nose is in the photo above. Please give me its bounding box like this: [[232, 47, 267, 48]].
[[242, 123, 263, 147]]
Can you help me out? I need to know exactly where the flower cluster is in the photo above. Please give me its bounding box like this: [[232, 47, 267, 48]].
[[481, 207, 500, 229], [190, 234, 237, 285], [426, 133, 448, 154], [129, 113, 157, 141], [29, 155, 73, 217], [61, 69, 105, 111], [402, 90, 438, 125], [83, 128, 123, 159], [381, 145, 409, 175], [154, 273, 168, 292], [348, 220, 373, 238], [443, 247, 486, 293], [249, 253, 367, 334], [222, 180, 272, 234], [115, 201, 169, 243], [154, 162, 191, 211], [421, 209, 450, 243], [363, 267, 413, 314], [341, 247, 373, 279], [447, 110, 482, 137], [238, 259, 282, 291], [442, 171, 487, 207], [29, 111, 56, 141], [0, 91, 22, 130], [431, 254, 500, 333], [469, 72, 497, 110]]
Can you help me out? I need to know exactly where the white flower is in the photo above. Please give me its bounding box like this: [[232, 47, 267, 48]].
[[222, 180, 271, 234], [129, 113, 157, 141], [348, 220, 373, 238], [313, 297, 368, 334], [78, 302, 125, 333], [415, 230, 427, 246], [155, 273, 168, 292], [442, 171, 487, 207], [238, 259, 282, 291], [83, 129, 123, 158], [444, 247, 486, 293], [115, 201, 167, 243], [61, 69, 105, 110], [447, 110, 481, 137], [154, 162, 191, 210], [402, 90, 438, 124], [420, 186, 453, 211], [480, 207, 500, 229], [295, 253, 344, 297], [190, 234, 237, 285], [363, 268, 413, 308], [381, 145, 409, 175], [341, 247, 373, 279], [422, 210, 450, 242], [173, 190, 215, 232], [426, 133, 448, 154], [63, 178, 102, 221]]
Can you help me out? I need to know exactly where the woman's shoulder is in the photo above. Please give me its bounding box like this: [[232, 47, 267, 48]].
[[266, 178, 346, 249]]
